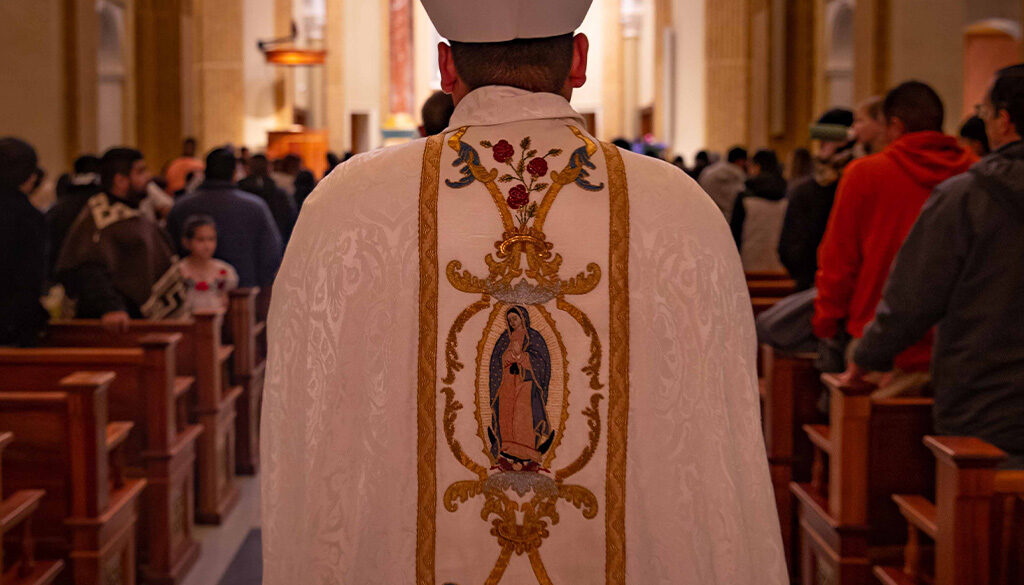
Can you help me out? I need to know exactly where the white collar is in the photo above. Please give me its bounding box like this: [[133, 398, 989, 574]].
[[445, 85, 586, 131]]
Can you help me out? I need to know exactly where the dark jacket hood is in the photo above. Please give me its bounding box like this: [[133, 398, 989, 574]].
[[969, 140, 1024, 221], [884, 131, 975, 190], [745, 173, 787, 201]]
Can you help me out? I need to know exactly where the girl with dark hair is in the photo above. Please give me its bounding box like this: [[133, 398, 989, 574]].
[[178, 214, 238, 311]]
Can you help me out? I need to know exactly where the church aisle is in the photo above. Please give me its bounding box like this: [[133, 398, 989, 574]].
[[181, 475, 262, 585]]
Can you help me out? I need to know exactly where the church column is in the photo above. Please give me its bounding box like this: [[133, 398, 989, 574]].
[[602, 0, 625, 140], [853, 0, 889, 103], [135, 0, 185, 167], [704, 0, 750, 152], [191, 0, 246, 150], [274, 0, 294, 128], [64, 0, 100, 162], [621, 2, 643, 140], [383, 0, 417, 141], [324, 0, 346, 153], [653, 0, 672, 142]]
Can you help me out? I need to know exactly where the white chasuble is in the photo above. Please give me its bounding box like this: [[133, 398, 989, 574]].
[[262, 86, 788, 585]]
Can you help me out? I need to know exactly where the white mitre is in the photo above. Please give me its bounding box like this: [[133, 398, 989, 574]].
[[420, 0, 593, 42]]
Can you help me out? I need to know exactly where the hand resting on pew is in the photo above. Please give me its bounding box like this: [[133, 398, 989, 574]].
[[101, 310, 131, 334]]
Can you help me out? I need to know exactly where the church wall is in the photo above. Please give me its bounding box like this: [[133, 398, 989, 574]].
[[888, 0, 966, 132], [571, 0, 608, 136], [343, 0, 383, 151], [413, 1, 442, 130], [242, 0, 280, 149], [670, 0, 706, 160], [0, 0, 70, 175]]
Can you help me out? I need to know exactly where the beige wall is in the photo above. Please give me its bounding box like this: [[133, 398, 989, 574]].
[[341, 0, 384, 151], [670, 0, 706, 160], [888, 0, 966, 132], [0, 0, 69, 175], [243, 0, 280, 149]]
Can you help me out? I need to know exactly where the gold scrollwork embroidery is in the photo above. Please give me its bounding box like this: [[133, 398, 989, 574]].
[[442, 297, 492, 384], [555, 297, 604, 390]]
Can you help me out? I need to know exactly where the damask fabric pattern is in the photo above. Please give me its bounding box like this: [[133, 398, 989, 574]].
[[262, 86, 787, 584]]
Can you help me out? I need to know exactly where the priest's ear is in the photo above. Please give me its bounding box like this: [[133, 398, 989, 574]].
[[438, 42, 464, 101], [567, 33, 589, 90]]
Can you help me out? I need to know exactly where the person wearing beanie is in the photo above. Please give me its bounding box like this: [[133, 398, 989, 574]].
[[777, 108, 855, 290], [0, 137, 48, 346]]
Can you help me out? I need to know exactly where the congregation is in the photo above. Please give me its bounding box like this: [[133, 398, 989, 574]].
[[1, 48, 1024, 585]]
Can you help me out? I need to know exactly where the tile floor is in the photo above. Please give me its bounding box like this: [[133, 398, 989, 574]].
[[180, 475, 262, 585]]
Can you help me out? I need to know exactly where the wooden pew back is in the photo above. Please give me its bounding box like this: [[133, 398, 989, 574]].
[[0, 374, 112, 541], [0, 336, 183, 464]]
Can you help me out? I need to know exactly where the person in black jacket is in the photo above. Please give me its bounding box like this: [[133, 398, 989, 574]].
[[239, 154, 297, 244], [777, 108, 855, 290], [849, 64, 1024, 468], [46, 154, 102, 277], [0, 138, 48, 346]]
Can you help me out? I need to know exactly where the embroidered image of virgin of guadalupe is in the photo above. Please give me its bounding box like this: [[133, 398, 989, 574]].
[[488, 306, 554, 472]]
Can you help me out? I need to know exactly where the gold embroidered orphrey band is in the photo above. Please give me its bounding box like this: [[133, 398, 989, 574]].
[[416, 132, 630, 584]]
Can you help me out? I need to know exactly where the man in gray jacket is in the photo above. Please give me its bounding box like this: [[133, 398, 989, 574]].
[[848, 64, 1024, 468]]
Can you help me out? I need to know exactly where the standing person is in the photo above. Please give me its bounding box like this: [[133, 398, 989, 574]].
[[46, 154, 103, 275], [777, 109, 855, 291], [851, 96, 888, 155], [166, 148, 283, 288], [56, 148, 185, 330], [814, 81, 975, 391], [238, 154, 297, 244], [687, 149, 711, 179], [0, 138, 48, 346], [261, 1, 787, 583], [730, 149, 788, 272], [848, 64, 1024, 468], [785, 147, 813, 183], [164, 137, 204, 196], [699, 146, 747, 219], [958, 115, 990, 157], [178, 215, 239, 312]]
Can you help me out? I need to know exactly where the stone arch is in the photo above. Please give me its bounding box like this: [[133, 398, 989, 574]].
[[963, 18, 1022, 120], [825, 0, 855, 108], [97, 0, 126, 151]]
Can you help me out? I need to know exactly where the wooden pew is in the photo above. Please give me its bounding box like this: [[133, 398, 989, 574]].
[[748, 279, 799, 299], [789, 374, 934, 585], [760, 345, 824, 574], [0, 372, 146, 585], [0, 432, 65, 585], [747, 270, 792, 281], [44, 312, 241, 525], [874, 436, 1024, 585], [0, 338, 202, 584], [225, 289, 266, 475]]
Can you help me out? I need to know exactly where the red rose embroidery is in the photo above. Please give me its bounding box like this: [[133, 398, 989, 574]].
[[492, 140, 514, 163], [219, 269, 227, 275], [195, 281, 210, 292], [526, 157, 548, 177], [506, 184, 529, 209]]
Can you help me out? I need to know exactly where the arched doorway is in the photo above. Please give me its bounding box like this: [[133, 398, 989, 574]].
[[963, 19, 1022, 119], [825, 0, 855, 108], [97, 0, 127, 152]]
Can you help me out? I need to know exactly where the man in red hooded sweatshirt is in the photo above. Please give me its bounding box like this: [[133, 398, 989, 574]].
[[813, 81, 975, 392]]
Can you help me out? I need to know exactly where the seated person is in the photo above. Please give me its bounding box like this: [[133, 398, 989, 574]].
[[178, 215, 238, 312]]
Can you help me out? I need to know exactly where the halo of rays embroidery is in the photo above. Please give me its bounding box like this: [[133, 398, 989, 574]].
[[440, 125, 607, 584]]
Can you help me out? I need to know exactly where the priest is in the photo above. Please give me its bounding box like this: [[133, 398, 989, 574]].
[[262, 1, 787, 583]]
